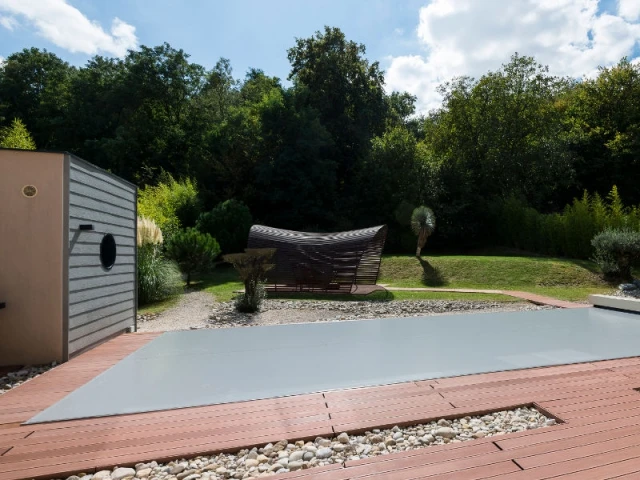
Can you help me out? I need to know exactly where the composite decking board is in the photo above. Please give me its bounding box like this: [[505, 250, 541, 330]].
[[539, 390, 640, 410], [7, 334, 640, 479], [1, 416, 333, 462], [343, 442, 500, 477], [448, 382, 640, 408], [327, 395, 452, 413], [439, 375, 635, 399], [431, 369, 630, 394], [8, 413, 332, 455]]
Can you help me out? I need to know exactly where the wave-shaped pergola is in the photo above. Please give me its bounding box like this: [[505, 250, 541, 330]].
[[247, 224, 388, 294]]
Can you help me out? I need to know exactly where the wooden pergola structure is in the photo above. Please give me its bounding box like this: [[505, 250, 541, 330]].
[[247, 224, 387, 294]]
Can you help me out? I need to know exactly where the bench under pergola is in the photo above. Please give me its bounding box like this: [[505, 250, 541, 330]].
[[247, 224, 388, 294]]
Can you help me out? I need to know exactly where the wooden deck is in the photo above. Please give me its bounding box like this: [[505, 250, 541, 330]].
[[2, 332, 640, 479]]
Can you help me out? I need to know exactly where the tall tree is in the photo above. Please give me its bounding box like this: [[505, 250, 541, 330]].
[[0, 48, 73, 148], [567, 58, 640, 204], [287, 27, 388, 197]]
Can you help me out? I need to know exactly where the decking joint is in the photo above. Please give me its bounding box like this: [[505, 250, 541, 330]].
[[493, 440, 503, 451], [511, 459, 525, 470], [0, 446, 12, 456]]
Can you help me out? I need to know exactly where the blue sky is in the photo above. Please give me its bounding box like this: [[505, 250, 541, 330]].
[[0, 0, 424, 80], [1, 0, 639, 112]]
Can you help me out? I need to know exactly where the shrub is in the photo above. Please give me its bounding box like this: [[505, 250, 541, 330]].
[[196, 199, 252, 254], [224, 248, 276, 313], [165, 228, 221, 285], [492, 187, 640, 259], [137, 174, 201, 239], [137, 245, 182, 305], [136, 217, 181, 305], [591, 229, 640, 280]]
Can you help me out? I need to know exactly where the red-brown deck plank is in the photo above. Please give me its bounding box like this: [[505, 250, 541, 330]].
[[2, 332, 640, 480]]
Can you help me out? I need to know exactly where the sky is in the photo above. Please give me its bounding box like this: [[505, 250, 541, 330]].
[[0, 0, 639, 113]]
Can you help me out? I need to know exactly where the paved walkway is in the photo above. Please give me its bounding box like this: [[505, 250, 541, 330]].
[[386, 287, 588, 308]]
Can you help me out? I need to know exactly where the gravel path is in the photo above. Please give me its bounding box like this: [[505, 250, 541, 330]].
[[138, 291, 215, 332], [139, 294, 553, 332], [56, 407, 553, 480]]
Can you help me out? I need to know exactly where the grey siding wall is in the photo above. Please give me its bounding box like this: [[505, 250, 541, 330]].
[[67, 157, 136, 355]]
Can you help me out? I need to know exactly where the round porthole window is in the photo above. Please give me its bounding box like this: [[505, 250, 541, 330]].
[[100, 234, 117, 270], [22, 185, 37, 197]]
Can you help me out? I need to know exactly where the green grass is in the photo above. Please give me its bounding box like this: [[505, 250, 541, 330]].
[[379, 254, 617, 301], [144, 251, 618, 308], [192, 264, 519, 303], [137, 294, 180, 315]]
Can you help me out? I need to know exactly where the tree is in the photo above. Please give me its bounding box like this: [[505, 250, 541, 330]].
[[165, 228, 220, 286], [253, 87, 337, 229], [354, 126, 424, 227], [0, 118, 36, 149], [287, 27, 388, 198], [0, 48, 73, 148], [411, 206, 436, 257], [567, 58, 640, 204]]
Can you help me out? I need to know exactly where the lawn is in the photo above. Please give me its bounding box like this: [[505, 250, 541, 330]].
[[138, 252, 617, 314], [379, 254, 616, 301]]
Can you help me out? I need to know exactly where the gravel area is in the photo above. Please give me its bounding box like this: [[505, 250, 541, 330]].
[[0, 363, 56, 395], [57, 407, 553, 480], [138, 291, 216, 332], [139, 294, 554, 332]]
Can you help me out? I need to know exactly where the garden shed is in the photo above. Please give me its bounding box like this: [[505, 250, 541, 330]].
[[247, 224, 387, 293], [0, 149, 137, 366]]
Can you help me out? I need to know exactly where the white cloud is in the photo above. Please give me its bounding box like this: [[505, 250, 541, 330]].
[[0, 14, 18, 30], [387, 0, 640, 113], [619, 0, 640, 21], [0, 0, 138, 57]]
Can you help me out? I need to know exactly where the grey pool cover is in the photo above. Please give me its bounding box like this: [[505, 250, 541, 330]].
[[27, 306, 640, 423]]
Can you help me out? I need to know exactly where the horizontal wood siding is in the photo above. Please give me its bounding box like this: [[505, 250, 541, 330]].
[[67, 157, 136, 355]]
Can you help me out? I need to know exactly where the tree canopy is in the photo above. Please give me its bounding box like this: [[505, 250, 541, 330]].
[[1, 30, 639, 251]]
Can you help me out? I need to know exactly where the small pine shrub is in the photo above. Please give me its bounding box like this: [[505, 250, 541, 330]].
[[591, 228, 640, 279], [165, 228, 221, 285], [0, 118, 36, 150], [196, 199, 253, 254]]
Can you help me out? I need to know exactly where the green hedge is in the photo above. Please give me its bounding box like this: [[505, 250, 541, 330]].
[[492, 187, 640, 259]]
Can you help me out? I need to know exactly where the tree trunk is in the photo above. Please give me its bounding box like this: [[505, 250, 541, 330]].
[[416, 227, 428, 257]]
